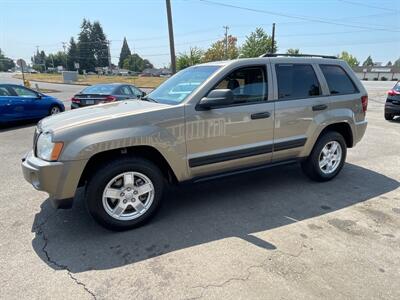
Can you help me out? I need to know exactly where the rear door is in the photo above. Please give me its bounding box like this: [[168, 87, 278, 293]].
[[10, 86, 41, 118], [115, 85, 135, 100], [0, 85, 17, 121], [271, 61, 327, 161]]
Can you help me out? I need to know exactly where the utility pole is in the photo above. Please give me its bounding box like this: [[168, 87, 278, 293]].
[[107, 40, 112, 73], [62, 42, 67, 70], [271, 23, 276, 54], [223, 25, 229, 60], [165, 0, 176, 74]]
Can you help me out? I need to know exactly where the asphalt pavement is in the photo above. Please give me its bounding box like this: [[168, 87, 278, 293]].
[[0, 75, 399, 299]]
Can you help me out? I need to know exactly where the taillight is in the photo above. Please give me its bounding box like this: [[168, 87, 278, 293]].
[[388, 89, 400, 96], [104, 95, 117, 102], [361, 95, 368, 113], [71, 97, 80, 103]]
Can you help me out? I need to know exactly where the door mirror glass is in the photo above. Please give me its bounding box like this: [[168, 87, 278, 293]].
[[198, 89, 234, 110]]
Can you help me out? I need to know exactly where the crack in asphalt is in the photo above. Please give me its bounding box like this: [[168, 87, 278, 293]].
[[33, 213, 97, 300]]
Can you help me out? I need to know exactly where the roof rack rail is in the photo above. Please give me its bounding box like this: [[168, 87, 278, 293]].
[[260, 53, 337, 59]]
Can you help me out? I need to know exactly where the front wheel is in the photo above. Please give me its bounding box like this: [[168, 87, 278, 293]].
[[86, 157, 165, 230], [301, 131, 347, 182]]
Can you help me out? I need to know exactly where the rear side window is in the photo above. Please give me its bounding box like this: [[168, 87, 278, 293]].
[[393, 81, 400, 92], [0, 87, 11, 96], [275, 64, 321, 100], [320, 65, 358, 95]]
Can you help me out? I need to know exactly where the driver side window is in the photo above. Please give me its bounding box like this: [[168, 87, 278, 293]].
[[215, 66, 268, 104]]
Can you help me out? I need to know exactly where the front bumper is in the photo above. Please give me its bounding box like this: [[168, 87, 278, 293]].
[[21, 151, 86, 209]]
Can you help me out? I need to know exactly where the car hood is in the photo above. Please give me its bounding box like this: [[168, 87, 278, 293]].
[[38, 100, 170, 133]]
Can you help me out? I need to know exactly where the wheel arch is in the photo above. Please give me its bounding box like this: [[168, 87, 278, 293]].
[[318, 122, 354, 148], [78, 145, 179, 187]]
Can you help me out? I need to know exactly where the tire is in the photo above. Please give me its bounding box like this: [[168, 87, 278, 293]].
[[49, 105, 61, 115], [384, 113, 394, 121], [301, 131, 347, 182], [85, 157, 165, 231]]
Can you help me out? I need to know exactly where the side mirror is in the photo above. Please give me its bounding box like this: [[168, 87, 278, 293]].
[[142, 91, 146, 97], [36, 93, 42, 99], [198, 89, 234, 110]]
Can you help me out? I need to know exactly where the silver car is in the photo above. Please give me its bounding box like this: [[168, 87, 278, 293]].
[[22, 54, 368, 230]]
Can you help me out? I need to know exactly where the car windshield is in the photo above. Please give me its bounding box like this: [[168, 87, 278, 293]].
[[147, 65, 220, 104], [394, 82, 400, 92], [82, 85, 116, 94]]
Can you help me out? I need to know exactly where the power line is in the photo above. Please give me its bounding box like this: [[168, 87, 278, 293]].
[[198, 0, 400, 33], [336, 0, 399, 13]]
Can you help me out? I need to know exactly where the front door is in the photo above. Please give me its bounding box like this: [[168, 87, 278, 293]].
[[185, 65, 275, 178]]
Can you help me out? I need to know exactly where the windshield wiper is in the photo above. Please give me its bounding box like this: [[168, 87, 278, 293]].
[[141, 95, 158, 103]]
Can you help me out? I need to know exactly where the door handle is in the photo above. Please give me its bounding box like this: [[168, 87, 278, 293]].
[[251, 112, 271, 120], [312, 104, 327, 111]]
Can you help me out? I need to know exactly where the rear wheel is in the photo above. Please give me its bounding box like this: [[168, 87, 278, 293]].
[[49, 105, 61, 115], [86, 157, 164, 230], [384, 112, 394, 120], [301, 131, 347, 182]]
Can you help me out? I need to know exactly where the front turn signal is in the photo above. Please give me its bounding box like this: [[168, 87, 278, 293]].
[[51, 142, 64, 161]]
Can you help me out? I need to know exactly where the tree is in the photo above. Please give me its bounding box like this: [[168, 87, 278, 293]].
[[77, 19, 96, 72], [394, 58, 400, 68], [0, 49, 15, 71], [67, 37, 79, 70], [176, 47, 203, 70], [91, 21, 109, 68], [240, 27, 276, 58], [118, 37, 131, 68], [46, 51, 67, 69], [122, 53, 153, 72], [362, 55, 374, 67], [286, 48, 300, 55], [386, 61, 392, 66], [31, 49, 47, 72], [203, 35, 238, 62], [143, 59, 153, 70], [338, 51, 359, 67]]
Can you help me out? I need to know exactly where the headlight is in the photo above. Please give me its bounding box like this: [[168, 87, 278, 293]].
[[36, 132, 63, 161]]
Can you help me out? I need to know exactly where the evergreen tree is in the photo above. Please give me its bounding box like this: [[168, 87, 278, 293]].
[[118, 37, 131, 68], [67, 37, 79, 70], [362, 55, 374, 67], [386, 61, 392, 66], [77, 19, 96, 72], [240, 28, 276, 58], [91, 21, 109, 68]]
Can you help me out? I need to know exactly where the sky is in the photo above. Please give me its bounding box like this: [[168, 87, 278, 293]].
[[1, 0, 399, 68]]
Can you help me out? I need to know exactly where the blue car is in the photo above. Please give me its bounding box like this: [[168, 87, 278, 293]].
[[0, 84, 65, 124]]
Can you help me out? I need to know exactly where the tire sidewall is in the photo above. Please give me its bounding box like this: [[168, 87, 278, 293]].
[[49, 105, 60, 115], [309, 132, 347, 181], [86, 158, 164, 230]]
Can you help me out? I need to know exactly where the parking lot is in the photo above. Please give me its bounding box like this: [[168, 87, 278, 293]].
[[1, 75, 399, 299]]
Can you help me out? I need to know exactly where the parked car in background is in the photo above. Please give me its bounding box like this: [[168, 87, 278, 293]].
[[385, 81, 400, 120], [22, 54, 368, 230], [71, 83, 146, 109], [0, 84, 64, 124]]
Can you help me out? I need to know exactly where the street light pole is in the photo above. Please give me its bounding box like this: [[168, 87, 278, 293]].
[[165, 0, 176, 74]]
